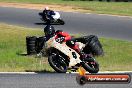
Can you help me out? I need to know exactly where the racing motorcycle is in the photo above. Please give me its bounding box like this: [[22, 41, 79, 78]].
[[43, 35, 101, 73], [38, 11, 65, 25]]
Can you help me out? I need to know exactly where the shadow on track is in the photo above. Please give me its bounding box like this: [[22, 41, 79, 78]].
[[34, 22, 62, 25]]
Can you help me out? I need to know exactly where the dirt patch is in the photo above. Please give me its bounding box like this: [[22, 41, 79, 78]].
[[0, 2, 87, 12]]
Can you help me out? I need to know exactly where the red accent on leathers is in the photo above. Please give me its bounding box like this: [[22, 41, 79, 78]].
[[71, 43, 80, 53], [55, 31, 71, 42], [55, 31, 80, 53]]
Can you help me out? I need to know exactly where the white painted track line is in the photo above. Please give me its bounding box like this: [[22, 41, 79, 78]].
[[0, 72, 37, 74], [66, 71, 132, 74], [0, 71, 131, 74]]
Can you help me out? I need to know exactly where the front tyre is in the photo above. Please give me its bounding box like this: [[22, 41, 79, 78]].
[[57, 19, 65, 25], [81, 57, 99, 73], [48, 53, 68, 73]]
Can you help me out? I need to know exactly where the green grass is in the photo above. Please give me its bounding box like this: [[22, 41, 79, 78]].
[[0, 23, 54, 72], [97, 38, 132, 71], [0, 23, 132, 71], [0, 0, 132, 16]]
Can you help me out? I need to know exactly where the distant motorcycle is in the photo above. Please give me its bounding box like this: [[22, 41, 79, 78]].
[[42, 35, 103, 73], [39, 11, 65, 25]]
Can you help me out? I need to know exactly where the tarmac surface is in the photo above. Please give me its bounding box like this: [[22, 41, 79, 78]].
[[0, 73, 131, 88], [0, 7, 132, 41]]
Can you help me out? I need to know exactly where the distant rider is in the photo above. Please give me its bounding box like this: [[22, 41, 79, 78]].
[[42, 7, 55, 21]]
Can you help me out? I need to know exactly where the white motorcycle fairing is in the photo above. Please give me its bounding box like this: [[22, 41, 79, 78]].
[[46, 36, 82, 67], [51, 11, 60, 20]]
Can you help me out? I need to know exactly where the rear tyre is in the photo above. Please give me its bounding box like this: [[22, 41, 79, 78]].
[[81, 57, 99, 73], [48, 53, 68, 73]]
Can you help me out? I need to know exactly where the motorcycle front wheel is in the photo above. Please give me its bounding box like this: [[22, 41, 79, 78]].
[[57, 19, 65, 25], [48, 53, 68, 73], [81, 57, 99, 73]]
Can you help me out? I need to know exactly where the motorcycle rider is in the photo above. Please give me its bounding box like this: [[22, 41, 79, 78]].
[[44, 25, 85, 58], [55, 30, 81, 53], [36, 25, 55, 56], [42, 7, 55, 21], [44, 25, 55, 41]]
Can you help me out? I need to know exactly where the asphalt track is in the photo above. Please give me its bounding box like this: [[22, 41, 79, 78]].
[[0, 73, 131, 88], [0, 7, 132, 41]]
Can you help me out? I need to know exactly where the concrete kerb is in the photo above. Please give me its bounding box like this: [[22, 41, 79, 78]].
[[66, 71, 132, 74]]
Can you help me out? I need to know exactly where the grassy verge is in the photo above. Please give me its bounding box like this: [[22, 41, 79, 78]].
[[0, 23, 132, 71], [0, 23, 54, 72], [97, 38, 132, 71], [0, 0, 132, 16]]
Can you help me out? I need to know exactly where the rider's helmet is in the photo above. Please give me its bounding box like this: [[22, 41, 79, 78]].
[[44, 6, 49, 10], [44, 25, 55, 37]]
